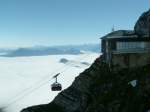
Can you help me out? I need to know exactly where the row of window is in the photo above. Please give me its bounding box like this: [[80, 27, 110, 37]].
[[117, 42, 150, 50]]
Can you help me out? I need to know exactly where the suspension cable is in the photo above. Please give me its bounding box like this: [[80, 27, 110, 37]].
[[3, 53, 93, 110]]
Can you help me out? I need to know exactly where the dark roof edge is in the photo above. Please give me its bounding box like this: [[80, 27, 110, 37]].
[[100, 30, 136, 39]]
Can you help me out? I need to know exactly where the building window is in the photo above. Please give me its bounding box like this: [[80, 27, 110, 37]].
[[117, 42, 145, 50]]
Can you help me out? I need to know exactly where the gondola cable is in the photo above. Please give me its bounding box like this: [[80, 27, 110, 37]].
[[3, 53, 93, 110]]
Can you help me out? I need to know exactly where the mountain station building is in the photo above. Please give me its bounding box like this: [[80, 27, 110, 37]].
[[101, 30, 150, 68]]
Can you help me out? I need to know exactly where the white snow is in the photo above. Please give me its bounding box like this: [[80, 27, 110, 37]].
[[0, 53, 99, 112], [128, 80, 137, 87]]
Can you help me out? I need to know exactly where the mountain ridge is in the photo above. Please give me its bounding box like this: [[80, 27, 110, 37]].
[[0, 44, 99, 57]]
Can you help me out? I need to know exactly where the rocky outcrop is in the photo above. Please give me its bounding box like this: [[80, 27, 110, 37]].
[[0, 108, 5, 112], [21, 56, 150, 112], [134, 9, 150, 37]]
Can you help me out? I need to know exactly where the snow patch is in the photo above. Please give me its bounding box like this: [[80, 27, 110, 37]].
[[128, 80, 137, 87]]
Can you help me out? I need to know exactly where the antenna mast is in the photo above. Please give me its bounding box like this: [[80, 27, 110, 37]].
[[111, 25, 115, 32]]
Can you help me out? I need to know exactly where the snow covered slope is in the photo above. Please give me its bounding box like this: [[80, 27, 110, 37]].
[[0, 53, 99, 112]]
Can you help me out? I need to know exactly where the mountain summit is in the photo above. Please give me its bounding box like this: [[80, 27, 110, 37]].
[[21, 9, 150, 112], [134, 9, 150, 37]]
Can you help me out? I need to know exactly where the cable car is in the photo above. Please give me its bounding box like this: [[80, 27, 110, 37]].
[[51, 82, 62, 91], [51, 73, 62, 91]]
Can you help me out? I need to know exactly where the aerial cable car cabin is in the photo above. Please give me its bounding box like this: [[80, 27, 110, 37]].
[[101, 30, 150, 68], [51, 73, 62, 91]]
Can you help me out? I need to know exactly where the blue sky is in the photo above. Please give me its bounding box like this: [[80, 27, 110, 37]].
[[0, 0, 149, 48]]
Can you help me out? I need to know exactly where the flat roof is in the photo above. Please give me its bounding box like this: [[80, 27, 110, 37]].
[[104, 35, 138, 39], [101, 30, 135, 39], [100, 30, 149, 40]]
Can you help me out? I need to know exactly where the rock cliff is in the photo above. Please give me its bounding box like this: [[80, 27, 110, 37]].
[[134, 9, 150, 37], [21, 56, 150, 112]]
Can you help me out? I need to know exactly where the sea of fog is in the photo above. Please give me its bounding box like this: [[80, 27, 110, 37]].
[[0, 53, 99, 112]]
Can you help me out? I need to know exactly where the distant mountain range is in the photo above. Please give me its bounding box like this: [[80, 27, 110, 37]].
[[0, 44, 100, 57]]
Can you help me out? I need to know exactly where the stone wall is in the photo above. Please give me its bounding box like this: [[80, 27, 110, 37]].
[[112, 53, 150, 68]]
